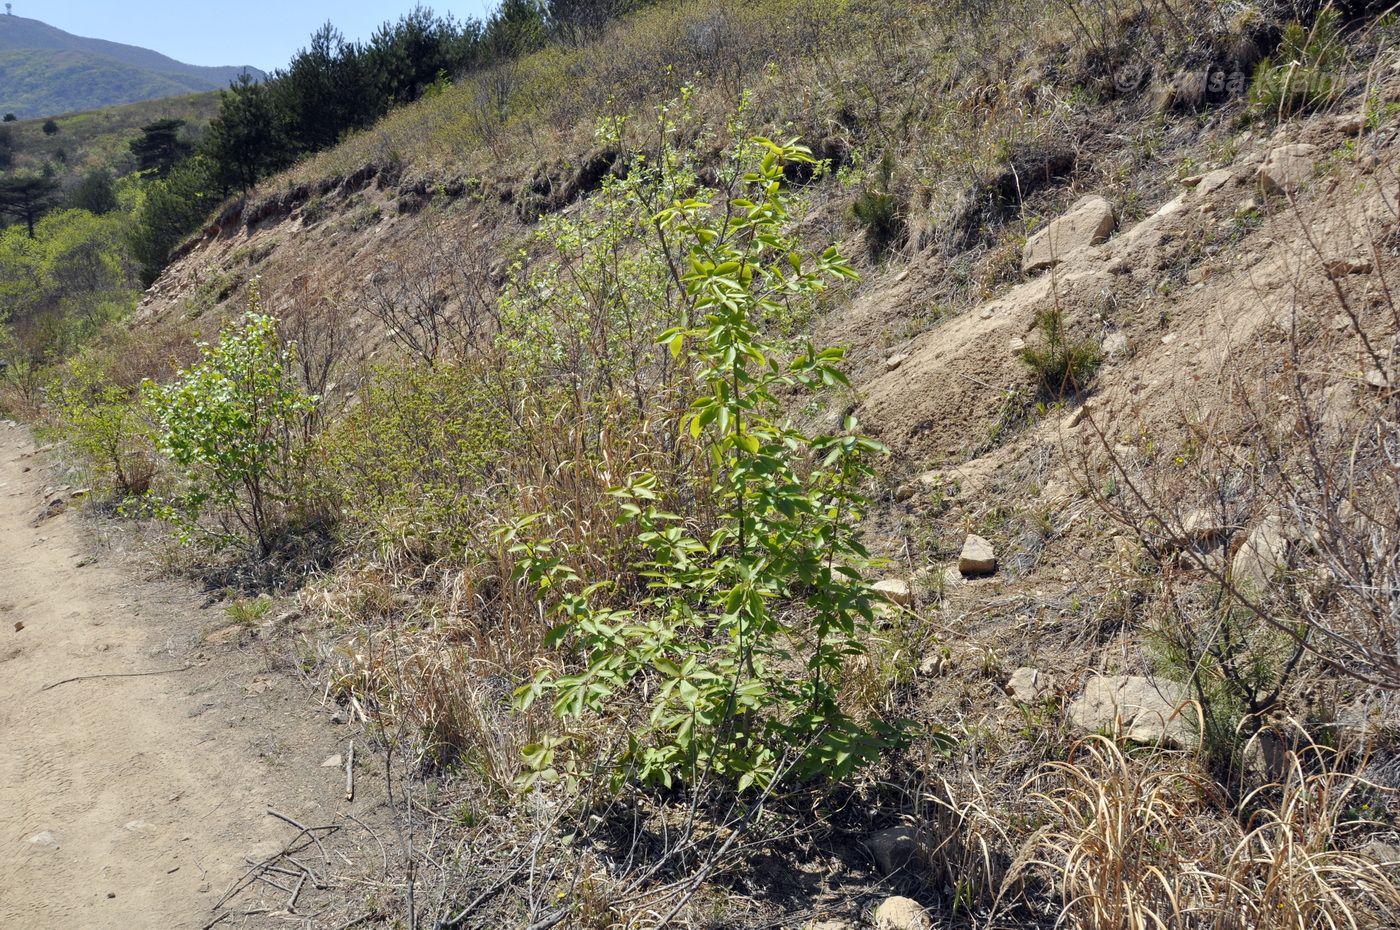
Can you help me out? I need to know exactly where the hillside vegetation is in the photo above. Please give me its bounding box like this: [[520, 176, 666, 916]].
[[7, 1, 1400, 928], [0, 14, 260, 118]]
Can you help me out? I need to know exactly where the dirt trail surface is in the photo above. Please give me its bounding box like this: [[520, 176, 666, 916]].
[[0, 422, 373, 929]]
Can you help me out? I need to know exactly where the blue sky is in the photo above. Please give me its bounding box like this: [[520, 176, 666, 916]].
[[21, 1, 496, 72]]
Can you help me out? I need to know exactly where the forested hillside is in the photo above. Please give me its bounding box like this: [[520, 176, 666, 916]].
[[6, 2, 1400, 928], [0, 14, 260, 117]]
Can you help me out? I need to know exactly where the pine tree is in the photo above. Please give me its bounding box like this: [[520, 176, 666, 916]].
[[0, 174, 60, 238]]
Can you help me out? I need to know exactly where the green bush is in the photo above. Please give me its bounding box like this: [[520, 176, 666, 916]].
[[850, 151, 905, 260], [321, 362, 511, 556], [53, 349, 155, 497], [1249, 8, 1346, 123], [143, 296, 317, 555], [510, 138, 906, 793], [1018, 307, 1101, 398]]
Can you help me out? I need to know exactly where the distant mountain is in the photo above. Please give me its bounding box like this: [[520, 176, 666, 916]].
[[0, 14, 263, 118]]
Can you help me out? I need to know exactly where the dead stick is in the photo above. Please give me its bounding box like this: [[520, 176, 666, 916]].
[[39, 665, 192, 692], [288, 871, 307, 912], [346, 740, 355, 801], [267, 809, 329, 865]]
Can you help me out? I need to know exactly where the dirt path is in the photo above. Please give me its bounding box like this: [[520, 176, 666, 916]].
[[0, 422, 374, 929]]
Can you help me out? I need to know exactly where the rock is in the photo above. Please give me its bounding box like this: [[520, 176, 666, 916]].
[[1194, 168, 1234, 197], [885, 353, 909, 372], [1067, 675, 1197, 747], [873, 896, 932, 930], [28, 831, 58, 848], [1362, 839, 1400, 864], [918, 652, 950, 677], [1065, 400, 1095, 428], [1326, 257, 1373, 278], [957, 534, 997, 576], [321, 754, 344, 768], [1231, 515, 1289, 592], [872, 579, 913, 607], [1334, 112, 1366, 135], [867, 826, 925, 876], [1022, 195, 1116, 274], [329, 710, 346, 725], [1179, 509, 1225, 545], [895, 483, 916, 503], [1006, 667, 1052, 703], [1102, 332, 1129, 359], [1256, 144, 1319, 196]]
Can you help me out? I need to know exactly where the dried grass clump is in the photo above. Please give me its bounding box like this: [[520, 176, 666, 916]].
[[1022, 736, 1400, 930]]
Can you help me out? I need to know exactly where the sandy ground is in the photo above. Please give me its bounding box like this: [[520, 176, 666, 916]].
[[0, 421, 384, 929]]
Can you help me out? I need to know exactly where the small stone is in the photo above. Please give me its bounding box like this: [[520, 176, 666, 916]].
[[918, 652, 949, 677], [958, 535, 997, 576], [329, 711, 346, 725], [321, 754, 344, 768], [28, 831, 58, 848], [1194, 168, 1234, 197], [106, 892, 116, 899], [1006, 667, 1052, 703], [124, 820, 154, 833], [1161, 333, 1178, 345], [872, 579, 913, 607], [894, 483, 916, 503], [1179, 508, 1226, 545], [1365, 369, 1388, 389], [1066, 400, 1095, 429], [1232, 515, 1289, 593], [1102, 332, 1129, 359], [867, 826, 925, 876], [1326, 257, 1373, 278], [885, 353, 909, 372], [1334, 113, 1365, 135], [873, 896, 932, 930]]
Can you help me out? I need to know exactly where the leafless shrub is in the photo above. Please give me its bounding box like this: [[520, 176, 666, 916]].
[[359, 235, 499, 366]]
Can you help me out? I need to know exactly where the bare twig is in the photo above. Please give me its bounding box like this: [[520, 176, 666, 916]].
[[38, 665, 192, 692]]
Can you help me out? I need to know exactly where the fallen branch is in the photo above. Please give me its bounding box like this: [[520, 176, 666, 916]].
[[39, 665, 193, 692]]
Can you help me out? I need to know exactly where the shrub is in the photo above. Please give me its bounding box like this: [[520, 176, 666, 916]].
[[53, 349, 155, 497], [510, 138, 905, 793], [1250, 7, 1347, 123], [321, 361, 510, 556], [1018, 307, 1100, 398], [850, 151, 906, 260], [143, 295, 317, 555]]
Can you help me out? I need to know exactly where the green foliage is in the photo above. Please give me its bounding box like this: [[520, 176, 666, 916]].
[[205, 74, 288, 193], [129, 154, 219, 283], [321, 362, 511, 556], [0, 171, 58, 236], [53, 347, 155, 497], [41, 118, 57, 135], [510, 138, 905, 793], [0, 205, 137, 346], [64, 168, 118, 214], [1249, 7, 1346, 123], [143, 299, 317, 555], [129, 117, 192, 178], [850, 151, 905, 260], [1017, 307, 1101, 399]]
